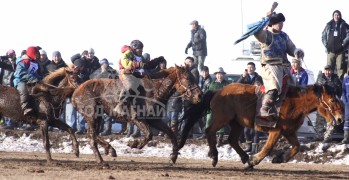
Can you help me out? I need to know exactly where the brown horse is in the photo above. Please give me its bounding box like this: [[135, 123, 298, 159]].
[[71, 65, 201, 165], [0, 67, 80, 163], [178, 83, 343, 169]]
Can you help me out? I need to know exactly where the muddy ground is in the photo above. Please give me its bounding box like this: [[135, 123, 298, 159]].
[[0, 129, 348, 179]]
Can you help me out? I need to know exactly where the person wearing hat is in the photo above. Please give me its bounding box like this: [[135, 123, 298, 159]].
[[314, 64, 342, 146], [37, 49, 51, 77], [253, 7, 304, 126], [13, 46, 41, 117], [206, 67, 230, 147], [185, 20, 207, 73], [290, 59, 308, 86], [322, 10, 349, 80], [46, 51, 67, 74], [0, 50, 17, 129]]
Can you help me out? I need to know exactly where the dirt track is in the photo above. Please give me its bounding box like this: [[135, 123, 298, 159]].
[[0, 151, 348, 180]]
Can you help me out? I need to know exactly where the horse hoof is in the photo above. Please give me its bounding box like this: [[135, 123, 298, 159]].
[[272, 156, 283, 164], [244, 164, 254, 171], [170, 154, 178, 164], [241, 154, 249, 164], [74, 151, 80, 158], [110, 148, 117, 157], [101, 162, 110, 169], [212, 157, 218, 167], [322, 143, 331, 152], [248, 155, 259, 166]]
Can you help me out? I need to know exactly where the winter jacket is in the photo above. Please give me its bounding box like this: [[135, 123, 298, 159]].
[[186, 26, 207, 56], [322, 19, 349, 53], [290, 68, 308, 86], [199, 75, 212, 94], [316, 73, 342, 97], [188, 65, 199, 85], [46, 59, 67, 73], [208, 79, 230, 91], [166, 92, 183, 112], [13, 57, 40, 87], [0, 59, 16, 87], [38, 58, 51, 78], [85, 56, 101, 76], [237, 72, 263, 86]]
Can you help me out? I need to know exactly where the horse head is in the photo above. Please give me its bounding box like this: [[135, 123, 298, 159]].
[[314, 84, 343, 126], [173, 64, 201, 104]]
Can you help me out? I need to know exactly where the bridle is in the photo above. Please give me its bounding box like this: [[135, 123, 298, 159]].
[[175, 68, 199, 98], [319, 94, 342, 116]]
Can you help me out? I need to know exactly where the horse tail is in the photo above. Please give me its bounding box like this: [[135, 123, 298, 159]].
[[178, 90, 216, 149]]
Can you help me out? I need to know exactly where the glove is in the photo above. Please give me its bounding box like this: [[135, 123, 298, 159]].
[[185, 47, 189, 54], [132, 61, 145, 69]]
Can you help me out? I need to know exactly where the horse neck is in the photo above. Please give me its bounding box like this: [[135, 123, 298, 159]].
[[289, 86, 320, 114], [150, 76, 176, 102]]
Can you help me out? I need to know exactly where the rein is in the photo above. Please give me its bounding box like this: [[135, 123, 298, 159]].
[[319, 94, 341, 114], [175, 68, 199, 98]]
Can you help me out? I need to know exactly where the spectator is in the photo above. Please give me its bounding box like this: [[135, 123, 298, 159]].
[[38, 50, 51, 77], [166, 92, 182, 136], [85, 48, 101, 75], [90, 58, 118, 136], [206, 67, 230, 147], [321, 10, 349, 80], [179, 56, 199, 138], [290, 59, 308, 86], [185, 20, 207, 72], [197, 66, 212, 139], [46, 51, 67, 73], [254, 11, 304, 126], [0, 50, 17, 129], [13, 46, 41, 131], [315, 65, 342, 139], [341, 67, 349, 144], [237, 62, 263, 154]]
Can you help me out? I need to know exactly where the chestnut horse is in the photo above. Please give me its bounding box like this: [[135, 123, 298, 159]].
[[178, 83, 343, 169], [0, 67, 80, 163], [71, 65, 201, 165]]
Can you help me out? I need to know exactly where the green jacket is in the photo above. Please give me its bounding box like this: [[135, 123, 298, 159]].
[[208, 79, 229, 91]]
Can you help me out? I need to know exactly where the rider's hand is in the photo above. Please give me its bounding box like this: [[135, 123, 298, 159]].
[[185, 48, 189, 54]]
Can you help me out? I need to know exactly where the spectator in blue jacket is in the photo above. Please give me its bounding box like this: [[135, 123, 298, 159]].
[[290, 59, 308, 86]]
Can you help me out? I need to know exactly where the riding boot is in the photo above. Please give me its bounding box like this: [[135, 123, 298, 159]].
[[17, 82, 34, 117], [243, 141, 252, 152], [341, 131, 349, 144], [258, 90, 278, 121], [217, 133, 224, 147], [249, 143, 259, 155]]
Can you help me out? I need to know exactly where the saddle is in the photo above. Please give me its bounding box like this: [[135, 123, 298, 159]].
[[254, 75, 290, 128]]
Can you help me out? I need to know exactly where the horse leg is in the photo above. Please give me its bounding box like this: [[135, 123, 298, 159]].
[[86, 117, 105, 165], [205, 118, 226, 167], [249, 128, 281, 166], [147, 119, 179, 164], [50, 119, 80, 158], [37, 119, 53, 164], [227, 121, 249, 165], [129, 119, 152, 149], [272, 132, 300, 163]]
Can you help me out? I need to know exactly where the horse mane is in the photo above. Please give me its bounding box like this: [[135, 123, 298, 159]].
[[286, 84, 332, 99], [42, 67, 68, 85]]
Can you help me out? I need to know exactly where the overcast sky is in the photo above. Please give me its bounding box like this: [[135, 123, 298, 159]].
[[0, 0, 347, 74]]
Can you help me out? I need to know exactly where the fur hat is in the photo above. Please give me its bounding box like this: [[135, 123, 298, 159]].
[[214, 67, 226, 75], [268, 13, 285, 27]]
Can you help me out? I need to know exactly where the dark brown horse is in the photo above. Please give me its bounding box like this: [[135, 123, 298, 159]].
[[178, 83, 343, 169], [71, 65, 201, 165], [0, 67, 80, 163]]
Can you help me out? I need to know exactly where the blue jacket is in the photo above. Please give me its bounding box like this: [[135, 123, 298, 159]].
[[342, 75, 349, 104], [290, 68, 308, 86], [13, 57, 40, 88]]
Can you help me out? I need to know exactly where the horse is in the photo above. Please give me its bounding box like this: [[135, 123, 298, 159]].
[[178, 83, 343, 170], [71, 65, 202, 165], [0, 67, 80, 163]]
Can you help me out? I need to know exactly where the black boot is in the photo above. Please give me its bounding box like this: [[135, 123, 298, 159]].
[[243, 141, 252, 152], [259, 90, 278, 118], [341, 131, 349, 144], [249, 143, 259, 155]]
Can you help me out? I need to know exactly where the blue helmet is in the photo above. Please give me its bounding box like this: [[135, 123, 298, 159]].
[[130, 40, 144, 49]]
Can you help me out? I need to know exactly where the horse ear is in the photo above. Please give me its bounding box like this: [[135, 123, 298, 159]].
[[175, 64, 179, 68]]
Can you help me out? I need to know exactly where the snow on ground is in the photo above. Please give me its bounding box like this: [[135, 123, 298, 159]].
[[0, 133, 348, 165]]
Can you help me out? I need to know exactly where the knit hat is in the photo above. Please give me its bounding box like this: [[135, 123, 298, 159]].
[[88, 48, 95, 54], [73, 58, 86, 68], [99, 58, 109, 65], [190, 20, 198, 25], [52, 51, 61, 58], [26, 46, 39, 60], [268, 13, 285, 27], [6, 49, 15, 56], [39, 50, 47, 55]]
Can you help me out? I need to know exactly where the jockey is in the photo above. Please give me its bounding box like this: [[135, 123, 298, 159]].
[[115, 40, 165, 114], [13, 46, 41, 117], [254, 12, 304, 124]]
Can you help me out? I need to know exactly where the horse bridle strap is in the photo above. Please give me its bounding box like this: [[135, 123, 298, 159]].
[[319, 95, 341, 114], [175, 68, 198, 98]]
